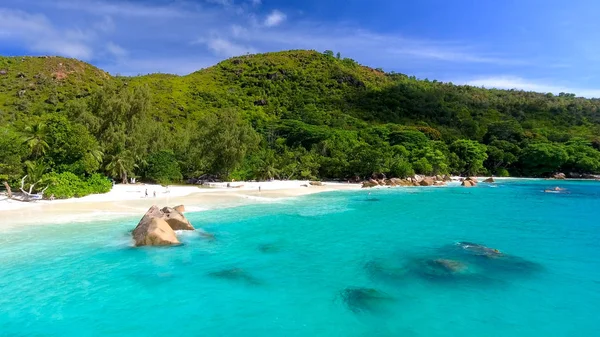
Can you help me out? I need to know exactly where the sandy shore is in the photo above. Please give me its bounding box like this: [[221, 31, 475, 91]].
[[0, 181, 361, 228]]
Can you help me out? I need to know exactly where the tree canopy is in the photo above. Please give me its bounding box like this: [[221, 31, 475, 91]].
[[1, 49, 600, 197]]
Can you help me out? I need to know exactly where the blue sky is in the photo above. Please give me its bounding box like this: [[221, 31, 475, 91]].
[[1, 0, 599, 97]]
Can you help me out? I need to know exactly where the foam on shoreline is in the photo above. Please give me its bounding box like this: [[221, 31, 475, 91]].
[[0, 181, 361, 228]]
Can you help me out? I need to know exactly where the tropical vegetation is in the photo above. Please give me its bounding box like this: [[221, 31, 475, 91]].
[[1, 50, 599, 198]]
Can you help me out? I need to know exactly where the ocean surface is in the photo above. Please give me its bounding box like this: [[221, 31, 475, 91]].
[[1, 180, 600, 336]]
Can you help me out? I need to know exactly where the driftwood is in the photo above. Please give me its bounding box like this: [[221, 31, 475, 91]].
[[11, 175, 49, 202]]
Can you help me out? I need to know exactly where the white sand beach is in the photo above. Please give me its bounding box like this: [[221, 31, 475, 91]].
[[0, 180, 361, 228]]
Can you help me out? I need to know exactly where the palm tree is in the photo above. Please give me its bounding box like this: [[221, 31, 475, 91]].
[[22, 123, 49, 159], [105, 150, 136, 184]]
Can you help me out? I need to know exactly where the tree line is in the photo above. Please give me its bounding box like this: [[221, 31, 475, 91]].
[[1, 50, 600, 198]]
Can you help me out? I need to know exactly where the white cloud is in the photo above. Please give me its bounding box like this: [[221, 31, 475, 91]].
[[206, 0, 233, 6], [231, 24, 247, 38], [50, 0, 189, 18], [94, 16, 115, 33], [0, 8, 93, 59], [204, 37, 257, 57], [106, 41, 127, 58], [466, 76, 600, 98], [0, 0, 546, 78], [264, 10, 286, 27], [251, 0, 262, 6]]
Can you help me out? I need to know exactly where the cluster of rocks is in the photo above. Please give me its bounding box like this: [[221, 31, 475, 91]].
[[362, 175, 498, 188], [132, 205, 198, 246], [549, 172, 600, 180], [460, 177, 495, 187], [362, 175, 452, 188]]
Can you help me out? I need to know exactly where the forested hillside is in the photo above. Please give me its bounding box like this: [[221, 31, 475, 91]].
[[1, 50, 600, 197]]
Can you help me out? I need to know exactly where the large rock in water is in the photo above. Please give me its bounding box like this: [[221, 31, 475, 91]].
[[132, 206, 180, 246], [553, 172, 566, 180], [161, 206, 195, 231], [462, 180, 476, 187], [483, 177, 495, 183]]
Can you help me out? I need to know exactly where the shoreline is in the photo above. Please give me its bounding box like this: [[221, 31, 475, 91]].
[[0, 181, 361, 229], [2, 176, 597, 229]]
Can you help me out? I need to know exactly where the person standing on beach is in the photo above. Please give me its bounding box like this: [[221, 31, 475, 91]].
[[153, 190, 156, 198], [145, 189, 148, 198], [259, 185, 261, 192]]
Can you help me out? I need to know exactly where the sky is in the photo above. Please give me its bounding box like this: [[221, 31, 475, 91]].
[[1, 0, 599, 97]]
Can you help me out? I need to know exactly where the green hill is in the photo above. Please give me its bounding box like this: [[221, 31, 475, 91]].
[[1, 50, 600, 195]]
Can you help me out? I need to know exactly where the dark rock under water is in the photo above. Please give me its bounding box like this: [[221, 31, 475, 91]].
[[441, 242, 544, 276], [364, 260, 408, 283], [258, 243, 280, 253], [207, 268, 261, 285], [340, 287, 395, 314]]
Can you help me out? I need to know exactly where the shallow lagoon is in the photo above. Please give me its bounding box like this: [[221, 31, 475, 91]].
[[1, 180, 599, 336]]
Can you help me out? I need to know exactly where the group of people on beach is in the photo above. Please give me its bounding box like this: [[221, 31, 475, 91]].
[[144, 189, 156, 198]]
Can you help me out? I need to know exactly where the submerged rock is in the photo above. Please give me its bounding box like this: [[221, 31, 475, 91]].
[[364, 260, 408, 283], [258, 243, 280, 253], [207, 268, 261, 285], [132, 208, 180, 247], [456, 242, 502, 258], [340, 287, 394, 314], [418, 258, 468, 277], [454, 242, 542, 275]]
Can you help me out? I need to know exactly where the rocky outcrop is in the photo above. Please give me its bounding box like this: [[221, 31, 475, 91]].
[[362, 175, 448, 188], [461, 177, 478, 187], [553, 172, 566, 180], [161, 206, 195, 230], [483, 177, 495, 183], [174, 205, 185, 213], [419, 177, 435, 186], [461, 180, 475, 187], [309, 181, 323, 186], [132, 206, 180, 246], [132, 205, 198, 246], [362, 180, 379, 188]]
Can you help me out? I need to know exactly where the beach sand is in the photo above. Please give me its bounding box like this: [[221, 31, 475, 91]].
[[0, 181, 361, 228]]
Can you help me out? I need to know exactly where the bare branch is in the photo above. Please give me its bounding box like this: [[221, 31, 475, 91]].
[[20, 175, 27, 190]]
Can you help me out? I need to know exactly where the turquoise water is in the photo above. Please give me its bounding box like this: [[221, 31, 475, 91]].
[[1, 180, 600, 336]]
